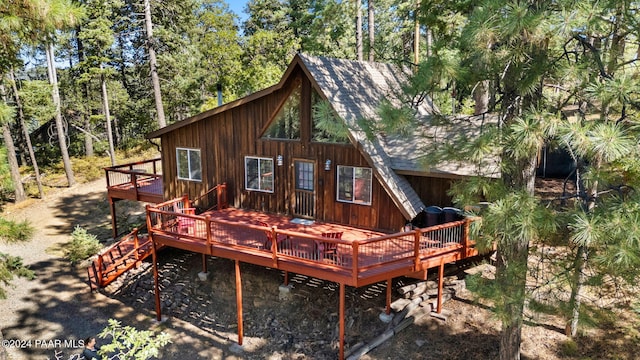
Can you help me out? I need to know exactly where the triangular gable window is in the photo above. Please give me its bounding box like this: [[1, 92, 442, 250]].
[[263, 81, 301, 140]]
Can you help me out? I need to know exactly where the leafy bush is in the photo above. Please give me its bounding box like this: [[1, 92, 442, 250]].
[[0, 217, 34, 243], [0, 252, 35, 299], [98, 319, 171, 360], [67, 226, 102, 264]]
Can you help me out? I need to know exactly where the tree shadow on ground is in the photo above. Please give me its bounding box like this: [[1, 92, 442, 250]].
[[48, 190, 145, 241]]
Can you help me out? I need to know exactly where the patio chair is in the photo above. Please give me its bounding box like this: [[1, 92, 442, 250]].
[[259, 221, 287, 250], [316, 232, 343, 261]]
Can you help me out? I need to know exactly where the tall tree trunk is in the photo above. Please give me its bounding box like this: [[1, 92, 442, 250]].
[[100, 69, 116, 166], [568, 245, 587, 337], [0, 84, 26, 202], [8, 70, 45, 198], [568, 158, 600, 337], [368, 0, 374, 61], [473, 80, 490, 115], [75, 25, 94, 157], [497, 69, 540, 358], [413, 0, 420, 65], [0, 122, 24, 202], [426, 27, 432, 57], [496, 239, 528, 360], [144, 0, 166, 129], [356, 0, 363, 61], [45, 43, 76, 187], [83, 105, 94, 156], [498, 154, 537, 360]]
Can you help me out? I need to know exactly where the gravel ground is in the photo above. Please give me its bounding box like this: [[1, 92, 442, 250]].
[[0, 179, 243, 360], [1, 177, 635, 360]]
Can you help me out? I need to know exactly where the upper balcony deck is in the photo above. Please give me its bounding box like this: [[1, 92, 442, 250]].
[[105, 158, 163, 203]]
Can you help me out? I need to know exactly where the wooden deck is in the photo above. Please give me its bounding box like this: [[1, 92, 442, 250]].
[[105, 158, 163, 203], [147, 196, 479, 288], [145, 195, 481, 360], [105, 158, 163, 237]]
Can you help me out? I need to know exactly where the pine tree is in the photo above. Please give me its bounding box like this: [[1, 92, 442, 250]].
[[384, 0, 640, 358]]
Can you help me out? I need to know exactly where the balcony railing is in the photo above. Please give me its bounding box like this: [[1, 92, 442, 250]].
[[146, 196, 477, 285]]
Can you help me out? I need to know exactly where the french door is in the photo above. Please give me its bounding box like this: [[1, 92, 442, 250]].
[[293, 160, 315, 218]]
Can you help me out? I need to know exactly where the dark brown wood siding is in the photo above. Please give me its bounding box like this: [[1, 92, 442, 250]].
[[160, 66, 406, 232], [404, 175, 455, 207]]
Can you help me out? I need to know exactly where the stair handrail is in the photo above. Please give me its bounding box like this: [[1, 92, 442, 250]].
[[191, 182, 228, 211]]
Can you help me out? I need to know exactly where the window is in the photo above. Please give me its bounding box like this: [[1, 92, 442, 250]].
[[262, 82, 301, 140], [245, 156, 274, 192], [176, 148, 202, 181], [337, 166, 372, 205]]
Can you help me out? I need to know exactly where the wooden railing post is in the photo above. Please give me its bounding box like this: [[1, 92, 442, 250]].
[[463, 218, 470, 256], [271, 227, 278, 267], [352, 242, 359, 283], [96, 254, 104, 287], [105, 168, 111, 188], [133, 228, 140, 261], [205, 215, 212, 248], [414, 229, 421, 270], [132, 173, 140, 200]]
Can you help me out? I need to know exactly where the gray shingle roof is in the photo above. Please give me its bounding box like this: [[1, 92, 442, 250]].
[[299, 54, 433, 220], [299, 54, 500, 220]]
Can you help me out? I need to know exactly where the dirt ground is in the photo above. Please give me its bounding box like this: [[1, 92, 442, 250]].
[[1, 178, 638, 359]]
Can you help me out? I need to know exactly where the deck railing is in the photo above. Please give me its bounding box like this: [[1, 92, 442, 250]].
[[88, 228, 152, 290], [147, 197, 476, 279], [105, 158, 162, 195]]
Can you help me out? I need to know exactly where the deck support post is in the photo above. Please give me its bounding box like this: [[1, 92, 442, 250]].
[[109, 198, 117, 239], [152, 240, 162, 322], [235, 260, 244, 345], [385, 278, 392, 315], [339, 282, 345, 360], [201, 254, 207, 274], [283, 270, 289, 286], [437, 257, 444, 314]]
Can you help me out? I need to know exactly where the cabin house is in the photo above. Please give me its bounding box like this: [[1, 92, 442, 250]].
[[99, 54, 497, 359], [145, 53, 497, 232]]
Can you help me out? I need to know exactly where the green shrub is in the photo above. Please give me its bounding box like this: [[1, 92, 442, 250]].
[[98, 319, 171, 360], [0, 252, 35, 299], [67, 226, 102, 264], [0, 218, 34, 243], [559, 339, 579, 357]]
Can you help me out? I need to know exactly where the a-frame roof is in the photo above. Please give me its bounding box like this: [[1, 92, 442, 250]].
[[148, 53, 499, 221]]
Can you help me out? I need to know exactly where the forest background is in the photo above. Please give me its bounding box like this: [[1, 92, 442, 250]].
[[2, 1, 640, 360]]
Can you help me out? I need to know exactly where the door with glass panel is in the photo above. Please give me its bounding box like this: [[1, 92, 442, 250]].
[[293, 160, 315, 218]]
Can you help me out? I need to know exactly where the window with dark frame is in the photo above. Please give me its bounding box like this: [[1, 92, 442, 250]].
[[336, 165, 372, 205], [176, 148, 202, 181], [245, 156, 274, 192]]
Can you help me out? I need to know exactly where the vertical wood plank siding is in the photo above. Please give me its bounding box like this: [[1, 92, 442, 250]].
[[160, 67, 406, 232], [404, 175, 454, 207]]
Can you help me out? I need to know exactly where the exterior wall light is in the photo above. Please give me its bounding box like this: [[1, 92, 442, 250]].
[[277, 155, 283, 166], [324, 159, 331, 171]]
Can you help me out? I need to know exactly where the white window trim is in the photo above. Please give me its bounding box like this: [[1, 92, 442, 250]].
[[176, 147, 202, 182], [336, 165, 372, 205], [244, 156, 275, 193]]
